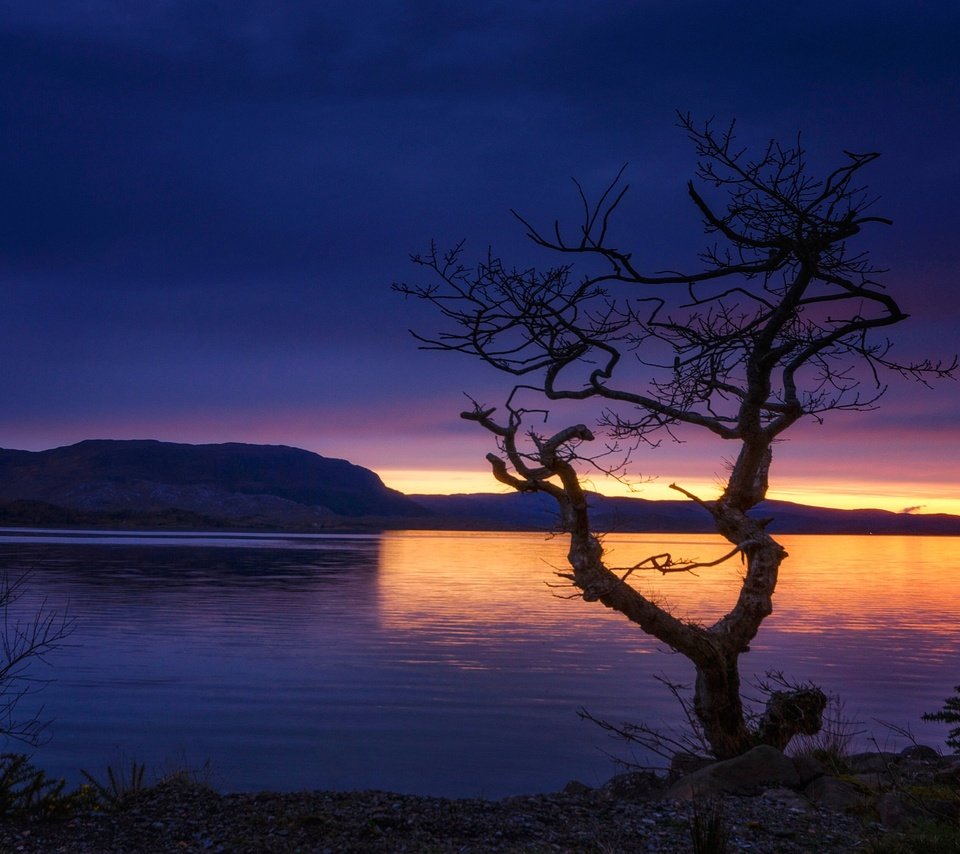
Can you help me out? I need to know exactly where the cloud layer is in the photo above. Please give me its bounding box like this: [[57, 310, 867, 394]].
[[2, 2, 958, 510]]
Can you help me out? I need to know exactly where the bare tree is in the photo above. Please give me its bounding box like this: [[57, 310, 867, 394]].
[[0, 573, 74, 746], [395, 115, 956, 759]]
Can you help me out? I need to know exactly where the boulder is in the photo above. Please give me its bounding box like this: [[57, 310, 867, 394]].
[[666, 746, 801, 800], [791, 754, 827, 787], [900, 744, 940, 761], [933, 759, 960, 785]]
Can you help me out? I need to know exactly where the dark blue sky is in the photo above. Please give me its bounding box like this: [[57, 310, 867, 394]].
[[2, 1, 958, 509]]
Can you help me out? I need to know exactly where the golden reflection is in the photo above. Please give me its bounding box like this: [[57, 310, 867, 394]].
[[376, 531, 579, 633], [771, 535, 960, 635], [377, 532, 960, 636]]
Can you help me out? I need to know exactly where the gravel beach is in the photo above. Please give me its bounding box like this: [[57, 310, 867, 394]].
[[0, 777, 875, 853]]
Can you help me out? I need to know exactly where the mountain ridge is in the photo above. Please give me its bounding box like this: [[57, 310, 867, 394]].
[[409, 491, 960, 535], [0, 439, 958, 535], [0, 439, 425, 526]]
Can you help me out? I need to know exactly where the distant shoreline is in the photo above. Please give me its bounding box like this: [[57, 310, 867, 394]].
[[2, 439, 959, 537], [2, 513, 959, 538]]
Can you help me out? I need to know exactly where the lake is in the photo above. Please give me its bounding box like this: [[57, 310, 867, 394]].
[[1, 528, 958, 798]]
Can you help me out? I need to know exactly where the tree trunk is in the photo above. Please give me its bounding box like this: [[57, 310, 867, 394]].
[[693, 655, 753, 759], [475, 416, 825, 758]]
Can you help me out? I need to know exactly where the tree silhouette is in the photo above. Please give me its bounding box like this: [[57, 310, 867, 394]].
[[396, 115, 956, 758], [0, 573, 73, 746], [923, 686, 960, 752]]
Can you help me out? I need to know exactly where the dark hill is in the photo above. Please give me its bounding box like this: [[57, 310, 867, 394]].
[[0, 440, 427, 526]]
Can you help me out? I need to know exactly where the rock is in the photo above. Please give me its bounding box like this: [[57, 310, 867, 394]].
[[791, 754, 827, 787], [601, 771, 664, 800], [760, 787, 811, 811], [665, 746, 801, 800], [933, 759, 960, 784], [849, 772, 885, 792], [670, 751, 713, 778], [561, 780, 592, 795], [876, 792, 916, 829], [876, 789, 958, 826], [845, 752, 898, 774], [803, 776, 867, 810], [900, 744, 940, 761]]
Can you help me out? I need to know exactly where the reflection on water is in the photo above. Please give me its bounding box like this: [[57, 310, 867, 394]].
[[1, 529, 958, 798]]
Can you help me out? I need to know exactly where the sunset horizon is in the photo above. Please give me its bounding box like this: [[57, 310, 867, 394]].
[[2, 6, 959, 848], [3, 431, 957, 517], [3, 4, 957, 516]]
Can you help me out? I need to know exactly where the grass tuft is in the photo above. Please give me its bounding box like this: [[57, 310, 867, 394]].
[[80, 760, 146, 806], [689, 798, 730, 854]]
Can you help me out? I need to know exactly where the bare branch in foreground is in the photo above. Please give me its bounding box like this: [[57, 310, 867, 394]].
[[0, 573, 75, 746]]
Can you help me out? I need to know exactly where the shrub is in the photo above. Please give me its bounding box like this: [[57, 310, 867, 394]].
[[923, 685, 960, 753], [80, 760, 146, 806], [0, 753, 85, 819], [689, 799, 730, 854]]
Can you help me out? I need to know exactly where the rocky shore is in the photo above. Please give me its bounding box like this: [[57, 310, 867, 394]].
[[1, 746, 957, 853]]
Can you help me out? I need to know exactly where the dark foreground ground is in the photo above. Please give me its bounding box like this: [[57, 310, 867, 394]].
[[0, 777, 874, 853]]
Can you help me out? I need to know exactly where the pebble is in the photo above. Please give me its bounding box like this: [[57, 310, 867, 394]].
[[0, 777, 878, 853]]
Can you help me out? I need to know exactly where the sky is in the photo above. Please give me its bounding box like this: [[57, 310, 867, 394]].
[[1, 1, 958, 514]]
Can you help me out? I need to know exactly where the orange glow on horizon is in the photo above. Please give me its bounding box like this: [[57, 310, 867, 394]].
[[378, 468, 960, 516]]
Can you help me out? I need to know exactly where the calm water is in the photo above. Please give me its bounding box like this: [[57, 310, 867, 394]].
[[1, 529, 958, 798]]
